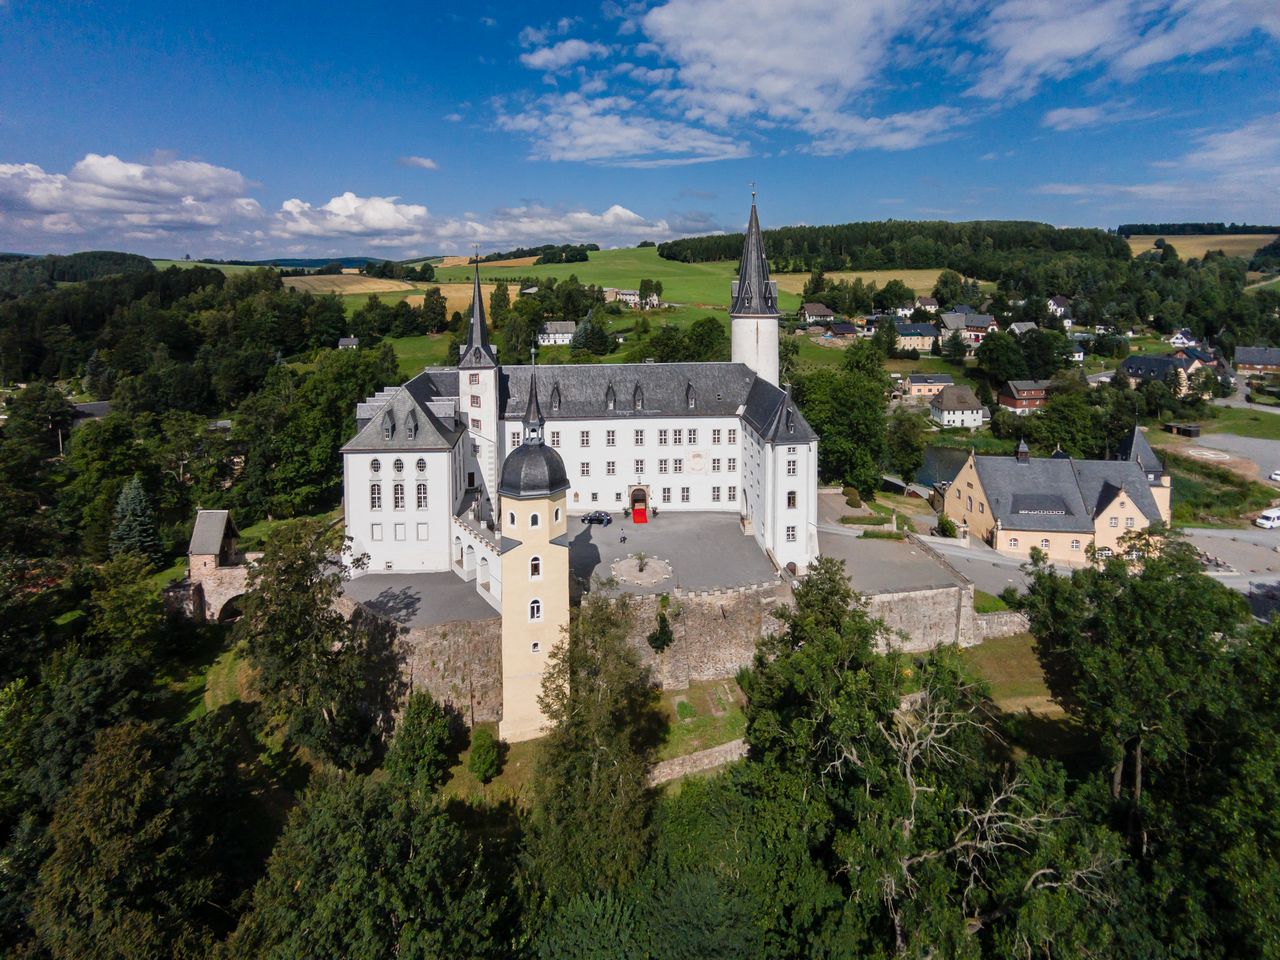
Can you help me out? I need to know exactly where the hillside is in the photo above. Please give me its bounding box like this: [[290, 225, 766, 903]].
[[1125, 234, 1277, 261]]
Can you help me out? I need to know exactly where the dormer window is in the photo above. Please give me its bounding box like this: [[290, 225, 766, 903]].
[[606, 385, 616, 411], [686, 383, 696, 409], [405, 412, 418, 440], [633, 384, 643, 411], [551, 383, 561, 412], [382, 412, 394, 441]]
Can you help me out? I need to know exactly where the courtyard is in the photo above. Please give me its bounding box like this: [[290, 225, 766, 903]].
[[343, 570, 499, 628]]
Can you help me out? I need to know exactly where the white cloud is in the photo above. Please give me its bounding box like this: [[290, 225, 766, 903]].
[[398, 155, 438, 170], [1035, 111, 1280, 218], [519, 38, 609, 71], [495, 92, 747, 166], [444, 112, 464, 122], [1042, 105, 1109, 131], [971, 0, 1280, 100]]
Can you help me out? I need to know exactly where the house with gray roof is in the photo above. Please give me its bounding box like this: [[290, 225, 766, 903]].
[[536, 320, 578, 346], [929, 384, 984, 429], [1235, 346, 1280, 375], [943, 439, 1171, 564]]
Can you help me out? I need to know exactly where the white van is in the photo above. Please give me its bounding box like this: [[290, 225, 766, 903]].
[[1255, 508, 1280, 529]]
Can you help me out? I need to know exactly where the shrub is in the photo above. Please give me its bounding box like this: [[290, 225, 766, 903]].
[[935, 514, 958, 538], [998, 586, 1022, 609], [468, 728, 502, 784], [646, 612, 674, 652], [385, 692, 458, 794], [842, 485, 862, 507], [861, 530, 905, 540]]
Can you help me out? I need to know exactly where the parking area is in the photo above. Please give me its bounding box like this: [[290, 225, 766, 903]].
[[569, 511, 778, 595], [818, 527, 969, 595], [1192, 433, 1280, 481], [343, 571, 499, 628]]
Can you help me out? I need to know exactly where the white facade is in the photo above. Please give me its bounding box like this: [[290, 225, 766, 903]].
[[731, 315, 780, 388], [930, 404, 983, 429], [343, 447, 461, 574]]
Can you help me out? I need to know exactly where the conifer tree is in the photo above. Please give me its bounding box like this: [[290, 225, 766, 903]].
[[108, 475, 162, 563]]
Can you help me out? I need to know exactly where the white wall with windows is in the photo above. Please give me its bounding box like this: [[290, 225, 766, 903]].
[[343, 449, 455, 574], [500, 415, 745, 515]]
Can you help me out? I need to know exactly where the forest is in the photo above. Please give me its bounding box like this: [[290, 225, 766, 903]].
[[1116, 221, 1280, 236], [0, 251, 156, 302]]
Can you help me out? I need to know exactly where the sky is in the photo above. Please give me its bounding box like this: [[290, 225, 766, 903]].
[[1, 0, 1278, 259]]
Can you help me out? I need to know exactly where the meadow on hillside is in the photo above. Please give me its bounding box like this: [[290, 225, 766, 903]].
[[1125, 234, 1277, 260]]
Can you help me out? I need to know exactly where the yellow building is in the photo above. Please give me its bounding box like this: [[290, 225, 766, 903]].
[[497, 373, 571, 743], [944, 430, 1171, 564]]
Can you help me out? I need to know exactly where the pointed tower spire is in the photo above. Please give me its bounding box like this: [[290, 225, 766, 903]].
[[459, 259, 497, 369], [730, 193, 779, 317], [523, 368, 545, 443]]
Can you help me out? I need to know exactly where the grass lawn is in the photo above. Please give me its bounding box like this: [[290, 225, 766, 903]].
[[148, 557, 187, 591], [973, 590, 1010, 614], [237, 507, 342, 552], [929, 428, 1016, 454], [441, 724, 544, 807], [1248, 276, 1280, 294], [151, 259, 267, 275], [1201, 406, 1280, 441], [434, 247, 754, 310], [658, 678, 747, 762], [386, 333, 452, 376]]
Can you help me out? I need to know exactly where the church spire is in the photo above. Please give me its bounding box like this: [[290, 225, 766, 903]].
[[730, 192, 779, 317], [523, 368, 545, 443], [459, 258, 497, 369]]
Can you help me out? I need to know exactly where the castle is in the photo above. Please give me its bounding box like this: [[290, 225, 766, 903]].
[[341, 197, 819, 741]]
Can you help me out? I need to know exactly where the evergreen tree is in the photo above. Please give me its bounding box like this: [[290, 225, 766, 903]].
[[467, 728, 502, 784], [942, 329, 968, 363], [108, 475, 162, 563], [384, 691, 457, 795]]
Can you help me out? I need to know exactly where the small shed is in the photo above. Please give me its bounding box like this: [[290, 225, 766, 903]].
[[188, 510, 240, 574], [1163, 422, 1201, 438]]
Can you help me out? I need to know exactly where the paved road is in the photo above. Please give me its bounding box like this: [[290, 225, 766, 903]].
[[1192, 432, 1280, 480]]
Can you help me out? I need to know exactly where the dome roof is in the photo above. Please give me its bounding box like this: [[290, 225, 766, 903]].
[[499, 442, 569, 499]]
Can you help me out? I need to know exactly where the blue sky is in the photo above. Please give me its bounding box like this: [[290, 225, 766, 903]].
[[1, 0, 1278, 258]]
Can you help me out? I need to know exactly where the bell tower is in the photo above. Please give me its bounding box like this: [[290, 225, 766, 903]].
[[730, 190, 780, 386], [459, 259, 500, 508], [497, 371, 570, 743]]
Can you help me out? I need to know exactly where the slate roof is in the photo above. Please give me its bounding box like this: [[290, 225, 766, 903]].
[[459, 263, 498, 370], [828, 322, 858, 336], [540, 321, 577, 335], [341, 381, 465, 453], [895, 322, 939, 338], [189, 510, 237, 556], [801, 302, 835, 317], [915, 296, 939, 307], [974, 453, 1164, 533], [1117, 425, 1163, 477], [1235, 346, 1280, 367], [905, 373, 953, 386], [730, 199, 780, 317], [499, 370, 570, 499], [1008, 321, 1038, 336], [1049, 295, 1070, 308], [1121, 355, 1190, 380], [337, 336, 359, 348], [1004, 379, 1052, 395], [939, 312, 967, 331], [931, 385, 983, 411]]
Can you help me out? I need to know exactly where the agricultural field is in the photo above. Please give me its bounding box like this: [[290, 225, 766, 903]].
[[284, 274, 416, 296], [385, 334, 452, 377], [333, 281, 498, 318], [1125, 234, 1277, 261], [773, 267, 991, 299], [151, 259, 269, 274]]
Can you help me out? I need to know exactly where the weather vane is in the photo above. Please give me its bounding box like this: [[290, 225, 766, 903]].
[[750, 180, 757, 200]]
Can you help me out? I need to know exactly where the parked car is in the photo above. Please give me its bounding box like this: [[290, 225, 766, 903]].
[[581, 511, 612, 526], [1255, 508, 1280, 529], [1269, 469, 1280, 483]]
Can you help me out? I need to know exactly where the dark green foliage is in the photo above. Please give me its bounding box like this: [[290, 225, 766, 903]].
[[793, 349, 887, 494], [1118, 221, 1280, 236], [467, 727, 502, 784], [646, 611, 674, 653], [885, 407, 928, 481], [228, 773, 505, 959], [530, 591, 665, 904], [108, 475, 163, 563], [570, 315, 611, 354], [384, 691, 458, 794], [0, 250, 155, 302], [236, 519, 404, 769]]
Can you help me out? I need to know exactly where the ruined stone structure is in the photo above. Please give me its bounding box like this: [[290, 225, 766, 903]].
[[184, 510, 258, 621]]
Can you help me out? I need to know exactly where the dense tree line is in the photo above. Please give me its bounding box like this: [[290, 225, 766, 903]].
[[1117, 221, 1280, 236], [474, 242, 600, 263], [362, 259, 435, 281], [658, 219, 1130, 273], [0, 250, 155, 302], [1250, 236, 1280, 273]]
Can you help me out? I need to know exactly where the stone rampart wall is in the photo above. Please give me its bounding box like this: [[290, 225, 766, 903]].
[[865, 583, 978, 652], [975, 610, 1031, 639]]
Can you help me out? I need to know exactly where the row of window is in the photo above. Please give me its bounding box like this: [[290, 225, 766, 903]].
[[370, 483, 427, 511], [520, 427, 740, 449], [577, 457, 742, 478], [369, 458, 426, 476], [505, 507, 562, 528], [370, 522, 428, 541]]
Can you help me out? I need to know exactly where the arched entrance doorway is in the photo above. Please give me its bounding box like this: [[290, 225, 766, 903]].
[[628, 485, 649, 523]]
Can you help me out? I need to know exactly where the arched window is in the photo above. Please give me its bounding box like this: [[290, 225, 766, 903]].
[[530, 513, 540, 527], [370, 483, 382, 509], [393, 458, 404, 474], [1070, 539, 1081, 550], [382, 412, 394, 441], [529, 599, 542, 622], [416, 458, 427, 473], [416, 483, 428, 509], [370, 458, 381, 474], [405, 411, 418, 440], [530, 556, 541, 578], [633, 384, 643, 411], [393, 483, 405, 509], [1040, 538, 1050, 550], [551, 384, 561, 412], [1008, 537, 1019, 549], [508, 512, 516, 527], [686, 382, 695, 409], [554, 507, 562, 523], [531, 641, 541, 653], [605, 385, 616, 410]]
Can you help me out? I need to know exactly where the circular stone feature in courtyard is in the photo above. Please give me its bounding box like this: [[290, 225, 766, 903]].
[[612, 553, 672, 586]]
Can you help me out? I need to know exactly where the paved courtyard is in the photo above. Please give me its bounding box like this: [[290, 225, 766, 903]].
[[818, 527, 968, 595], [343, 571, 499, 628], [569, 511, 778, 595]]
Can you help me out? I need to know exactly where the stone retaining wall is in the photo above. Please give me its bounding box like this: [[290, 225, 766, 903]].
[[865, 583, 978, 652], [650, 739, 747, 785], [975, 610, 1030, 639]]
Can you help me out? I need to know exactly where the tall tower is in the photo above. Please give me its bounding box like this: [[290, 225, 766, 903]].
[[497, 371, 571, 743], [459, 262, 500, 506], [730, 192, 781, 385]]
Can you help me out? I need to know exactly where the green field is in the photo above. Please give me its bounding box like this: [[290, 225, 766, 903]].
[[152, 259, 270, 275], [1202, 406, 1280, 441], [1248, 276, 1280, 294], [386, 334, 452, 376], [432, 246, 800, 311]]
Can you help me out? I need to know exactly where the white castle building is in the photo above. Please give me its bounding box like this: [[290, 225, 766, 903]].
[[341, 197, 819, 740]]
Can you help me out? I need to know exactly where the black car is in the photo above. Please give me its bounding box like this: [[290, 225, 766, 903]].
[[581, 511, 612, 526]]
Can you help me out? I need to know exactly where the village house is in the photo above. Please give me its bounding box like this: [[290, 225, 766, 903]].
[[943, 431, 1171, 565], [1008, 321, 1038, 337], [603, 288, 660, 309], [998, 379, 1052, 416], [826, 320, 859, 338], [894, 321, 940, 352], [903, 373, 953, 399], [1168, 328, 1198, 348], [1120, 355, 1193, 395], [800, 302, 835, 325], [1047, 295, 1071, 318], [337, 336, 360, 350], [914, 296, 940, 313], [930, 384, 984, 429], [939, 311, 998, 350], [1234, 346, 1280, 376], [536, 321, 577, 346]]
